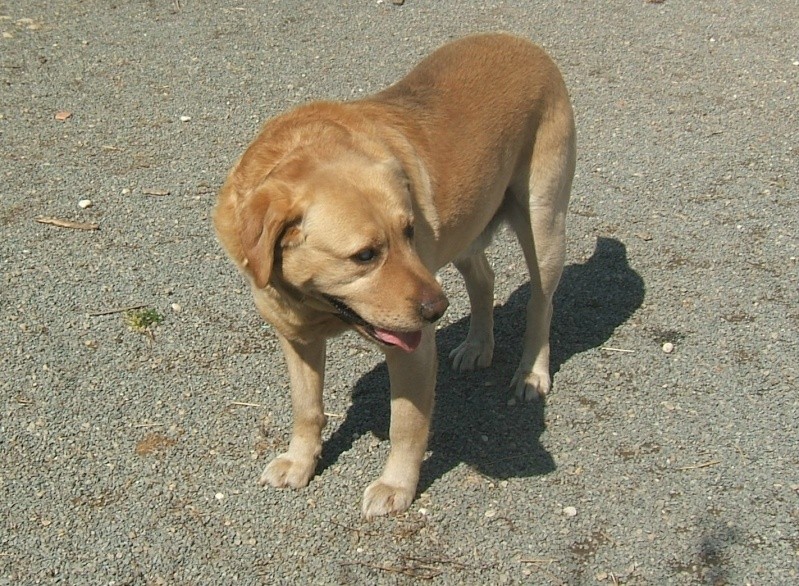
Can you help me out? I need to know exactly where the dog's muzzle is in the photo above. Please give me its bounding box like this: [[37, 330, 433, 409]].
[[320, 294, 424, 353]]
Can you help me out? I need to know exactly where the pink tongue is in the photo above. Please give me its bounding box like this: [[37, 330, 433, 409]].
[[373, 328, 422, 352]]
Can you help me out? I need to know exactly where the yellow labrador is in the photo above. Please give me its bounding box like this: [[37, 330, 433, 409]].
[[214, 33, 575, 518]]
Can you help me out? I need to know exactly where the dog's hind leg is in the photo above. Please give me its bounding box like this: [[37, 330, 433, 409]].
[[506, 109, 575, 402], [449, 251, 496, 372]]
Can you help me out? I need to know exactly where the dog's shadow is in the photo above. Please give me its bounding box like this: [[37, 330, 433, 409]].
[[318, 237, 645, 493]]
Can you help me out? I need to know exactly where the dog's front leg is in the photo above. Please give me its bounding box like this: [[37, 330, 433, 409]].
[[259, 334, 326, 489], [362, 327, 436, 519]]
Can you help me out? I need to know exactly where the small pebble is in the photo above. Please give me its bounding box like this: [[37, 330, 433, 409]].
[[171, 303, 182, 313], [215, 492, 225, 501], [180, 115, 192, 122], [122, 188, 131, 195], [563, 506, 578, 518], [78, 199, 92, 209], [662, 342, 674, 354]]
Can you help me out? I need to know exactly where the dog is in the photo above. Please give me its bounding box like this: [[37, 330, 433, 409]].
[[213, 33, 575, 519]]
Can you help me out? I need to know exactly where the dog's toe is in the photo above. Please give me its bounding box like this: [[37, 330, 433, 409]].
[[508, 368, 550, 404], [259, 454, 315, 489], [362, 480, 414, 520], [449, 337, 494, 373]]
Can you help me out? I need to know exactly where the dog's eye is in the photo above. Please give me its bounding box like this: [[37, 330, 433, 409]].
[[404, 224, 414, 240], [352, 248, 377, 263]]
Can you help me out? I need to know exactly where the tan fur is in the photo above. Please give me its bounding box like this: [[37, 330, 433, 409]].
[[214, 33, 576, 518]]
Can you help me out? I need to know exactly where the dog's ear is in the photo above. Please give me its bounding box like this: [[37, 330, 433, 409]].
[[381, 157, 410, 187], [239, 188, 301, 288]]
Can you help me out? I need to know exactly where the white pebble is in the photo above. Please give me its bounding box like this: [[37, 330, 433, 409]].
[[215, 492, 225, 501], [563, 506, 578, 518], [180, 115, 192, 122], [418, 507, 428, 516], [121, 188, 131, 195], [78, 199, 92, 209], [662, 342, 675, 354], [171, 303, 182, 313]]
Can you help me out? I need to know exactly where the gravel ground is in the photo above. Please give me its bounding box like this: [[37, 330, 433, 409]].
[[2, 1, 798, 584]]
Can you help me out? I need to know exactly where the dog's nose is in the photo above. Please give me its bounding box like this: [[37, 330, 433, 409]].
[[420, 293, 449, 323]]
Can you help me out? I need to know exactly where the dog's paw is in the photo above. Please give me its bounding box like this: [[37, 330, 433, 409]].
[[449, 336, 494, 372], [508, 368, 550, 404], [259, 454, 316, 489], [362, 480, 414, 520]]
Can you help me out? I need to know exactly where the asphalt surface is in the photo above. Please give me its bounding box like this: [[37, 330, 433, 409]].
[[2, 1, 798, 584]]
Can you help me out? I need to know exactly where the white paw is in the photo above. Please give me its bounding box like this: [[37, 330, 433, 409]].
[[258, 454, 316, 489], [362, 480, 415, 520], [449, 336, 494, 372], [508, 368, 550, 404]]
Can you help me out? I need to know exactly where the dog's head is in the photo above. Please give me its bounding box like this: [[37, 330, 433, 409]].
[[218, 145, 448, 352]]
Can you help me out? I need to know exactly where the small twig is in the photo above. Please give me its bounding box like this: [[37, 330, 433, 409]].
[[324, 411, 344, 419], [15, 397, 34, 405], [341, 561, 441, 580], [519, 557, 557, 565], [490, 515, 516, 531], [87, 304, 147, 317], [402, 555, 495, 572], [35, 216, 99, 231], [676, 460, 720, 471], [142, 189, 170, 196], [133, 423, 163, 429], [229, 401, 263, 408], [522, 561, 567, 586], [600, 346, 635, 353], [734, 443, 748, 459], [403, 555, 463, 569]]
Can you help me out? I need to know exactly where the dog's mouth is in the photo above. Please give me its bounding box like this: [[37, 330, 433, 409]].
[[322, 294, 422, 353]]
